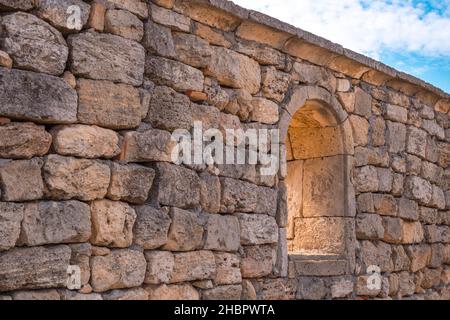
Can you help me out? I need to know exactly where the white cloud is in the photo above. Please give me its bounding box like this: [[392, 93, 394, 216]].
[[231, 0, 450, 59]]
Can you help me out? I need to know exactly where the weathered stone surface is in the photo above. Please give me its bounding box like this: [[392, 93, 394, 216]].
[[241, 245, 274, 278], [214, 253, 241, 285], [106, 0, 148, 19], [35, 0, 91, 32], [150, 3, 190, 31], [59, 291, 102, 300], [145, 86, 193, 131], [87, 1, 106, 31], [203, 285, 242, 300], [199, 172, 221, 214], [204, 214, 240, 252], [250, 98, 279, 124], [145, 56, 203, 92], [142, 20, 175, 58], [0, 202, 24, 251], [146, 283, 199, 300], [102, 288, 148, 300], [406, 245, 431, 272], [353, 166, 379, 193], [291, 62, 336, 92], [261, 67, 290, 102], [91, 249, 146, 292], [105, 9, 143, 41], [133, 205, 171, 249], [0, 123, 51, 159], [155, 162, 201, 209], [163, 208, 203, 251], [429, 185, 446, 209], [0, 0, 34, 10], [382, 217, 403, 244], [349, 115, 369, 146], [0, 68, 77, 124], [424, 225, 450, 243], [386, 104, 408, 123], [405, 175, 433, 205], [77, 79, 142, 129], [0, 12, 68, 75], [402, 221, 424, 244], [20, 201, 91, 246], [391, 245, 410, 272], [107, 163, 155, 204], [194, 22, 231, 47], [170, 251, 216, 283], [386, 121, 406, 153], [173, 32, 212, 68], [356, 214, 384, 240], [0, 159, 44, 201], [0, 51, 12, 68], [220, 177, 277, 215], [69, 243, 91, 286], [121, 129, 174, 163], [292, 217, 350, 255], [144, 250, 174, 284], [0, 245, 71, 291], [398, 198, 419, 221], [407, 126, 428, 158], [205, 46, 261, 94], [296, 277, 327, 299], [11, 289, 60, 300], [43, 155, 110, 201], [90, 200, 136, 248], [236, 42, 286, 68], [360, 240, 392, 272], [222, 89, 253, 120], [68, 31, 145, 86], [51, 125, 120, 159], [238, 213, 278, 245]]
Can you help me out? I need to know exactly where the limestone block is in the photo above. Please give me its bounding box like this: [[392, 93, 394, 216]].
[[261, 67, 290, 102], [173, 32, 212, 68], [0, 202, 24, 251], [0, 159, 44, 201], [90, 249, 146, 292], [146, 284, 199, 300], [214, 253, 241, 285], [204, 214, 240, 252], [203, 285, 242, 300], [238, 213, 278, 245], [107, 163, 155, 204], [240, 245, 274, 278], [144, 250, 174, 284], [356, 214, 384, 240], [0, 12, 68, 75], [90, 200, 136, 248], [20, 200, 91, 246], [77, 79, 142, 130], [43, 155, 110, 201], [170, 250, 216, 283], [142, 20, 175, 58], [105, 0, 148, 19], [35, 0, 91, 32], [162, 208, 204, 251], [68, 31, 145, 86], [105, 9, 143, 41], [133, 205, 171, 249], [119, 129, 175, 162], [0, 123, 51, 159]]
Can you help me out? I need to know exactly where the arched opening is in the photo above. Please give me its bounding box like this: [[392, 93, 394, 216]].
[[282, 87, 355, 276]]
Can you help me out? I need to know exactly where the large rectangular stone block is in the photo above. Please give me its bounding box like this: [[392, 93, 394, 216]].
[[0, 202, 24, 251], [0, 245, 71, 291], [238, 213, 278, 245], [170, 250, 216, 283]]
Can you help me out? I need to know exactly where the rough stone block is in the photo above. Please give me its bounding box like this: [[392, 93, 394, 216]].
[[199, 172, 221, 214], [360, 240, 392, 272], [107, 163, 155, 204], [150, 3, 190, 31], [402, 221, 424, 244], [407, 126, 428, 158], [43, 155, 110, 201], [145, 56, 204, 92], [205, 46, 261, 94], [102, 288, 148, 300], [0, 245, 71, 291], [0, 68, 77, 124], [240, 245, 274, 278], [382, 217, 403, 244], [250, 97, 279, 124], [35, 0, 91, 32], [406, 245, 431, 272], [386, 104, 408, 123], [204, 214, 240, 252], [106, 0, 148, 19], [105, 9, 143, 41], [238, 213, 278, 245], [142, 20, 175, 58], [90, 200, 136, 248], [170, 250, 216, 283], [68, 31, 145, 86], [0, 0, 34, 10], [133, 205, 171, 249], [261, 67, 290, 102], [353, 166, 379, 192], [0, 159, 44, 201], [145, 85, 193, 131], [0, 123, 52, 159], [405, 175, 433, 205], [146, 283, 199, 300], [386, 121, 406, 153], [77, 79, 142, 129], [51, 125, 120, 159], [0, 202, 24, 251], [398, 198, 419, 221], [90, 249, 146, 292], [203, 285, 242, 300], [356, 214, 384, 240], [0, 12, 68, 75], [214, 253, 241, 285], [20, 201, 91, 246], [144, 250, 174, 284], [163, 208, 203, 251], [173, 32, 212, 68], [155, 162, 201, 209]]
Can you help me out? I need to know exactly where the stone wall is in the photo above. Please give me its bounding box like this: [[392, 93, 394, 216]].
[[0, 0, 449, 300]]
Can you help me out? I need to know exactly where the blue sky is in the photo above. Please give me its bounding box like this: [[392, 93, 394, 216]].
[[232, 0, 450, 93]]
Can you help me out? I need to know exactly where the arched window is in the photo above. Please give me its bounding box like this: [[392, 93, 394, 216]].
[[281, 86, 356, 276]]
